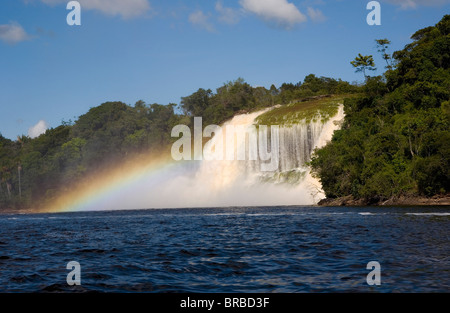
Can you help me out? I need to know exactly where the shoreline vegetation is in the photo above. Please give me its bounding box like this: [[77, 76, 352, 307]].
[[311, 15, 449, 206], [0, 15, 449, 212]]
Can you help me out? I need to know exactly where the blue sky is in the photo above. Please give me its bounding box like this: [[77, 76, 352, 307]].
[[0, 0, 449, 140]]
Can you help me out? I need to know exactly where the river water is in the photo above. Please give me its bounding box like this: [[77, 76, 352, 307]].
[[0, 206, 448, 292]]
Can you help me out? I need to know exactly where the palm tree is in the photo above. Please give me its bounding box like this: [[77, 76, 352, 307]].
[[351, 54, 377, 80]]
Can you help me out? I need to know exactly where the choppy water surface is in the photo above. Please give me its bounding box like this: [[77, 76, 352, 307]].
[[0, 206, 448, 292]]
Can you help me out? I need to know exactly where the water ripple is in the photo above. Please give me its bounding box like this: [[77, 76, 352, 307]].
[[0, 206, 448, 292]]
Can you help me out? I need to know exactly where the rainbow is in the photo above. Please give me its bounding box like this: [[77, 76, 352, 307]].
[[42, 152, 182, 213]]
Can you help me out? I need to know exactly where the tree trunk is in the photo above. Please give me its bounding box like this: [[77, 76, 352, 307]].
[[408, 135, 415, 158], [18, 165, 22, 199], [6, 182, 12, 200]]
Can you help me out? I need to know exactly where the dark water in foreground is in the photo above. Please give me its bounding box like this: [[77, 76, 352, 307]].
[[0, 206, 448, 293]]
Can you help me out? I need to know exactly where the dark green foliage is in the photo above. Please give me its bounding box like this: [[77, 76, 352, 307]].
[[311, 15, 450, 201], [0, 72, 360, 211], [180, 76, 360, 126], [350, 54, 377, 79], [0, 101, 182, 210]]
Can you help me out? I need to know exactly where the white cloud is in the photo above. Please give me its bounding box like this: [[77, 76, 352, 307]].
[[307, 7, 326, 23], [0, 22, 30, 44], [28, 120, 49, 139], [215, 1, 241, 25], [381, 0, 450, 9], [239, 0, 307, 29], [40, 0, 151, 19], [189, 10, 215, 32]]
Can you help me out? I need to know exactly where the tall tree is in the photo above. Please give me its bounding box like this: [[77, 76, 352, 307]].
[[375, 39, 393, 70], [351, 54, 377, 80], [180, 88, 212, 117]]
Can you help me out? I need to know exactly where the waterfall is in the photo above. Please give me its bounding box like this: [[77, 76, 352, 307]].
[[78, 105, 345, 210], [186, 104, 345, 206]]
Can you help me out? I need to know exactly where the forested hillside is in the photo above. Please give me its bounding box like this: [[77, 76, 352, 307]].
[[0, 75, 356, 211], [311, 15, 450, 204], [3, 15, 448, 211]]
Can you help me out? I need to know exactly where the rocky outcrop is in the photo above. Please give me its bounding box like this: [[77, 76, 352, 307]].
[[318, 194, 450, 206]]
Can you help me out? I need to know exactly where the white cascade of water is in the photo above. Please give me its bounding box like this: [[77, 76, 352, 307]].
[[179, 104, 345, 206], [89, 105, 344, 210]]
